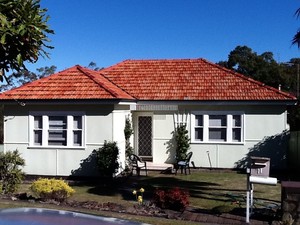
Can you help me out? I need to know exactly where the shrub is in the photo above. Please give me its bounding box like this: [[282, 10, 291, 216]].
[[175, 123, 190, 161], [0, 150, 25, 194], [30, 178, 75, 202], [124, 117, 134, 158], [95, 141, 119, 178], [153, 187, 189, 211]]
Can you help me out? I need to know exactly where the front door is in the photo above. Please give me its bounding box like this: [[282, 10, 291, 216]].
[[137, 115, 152, 161]]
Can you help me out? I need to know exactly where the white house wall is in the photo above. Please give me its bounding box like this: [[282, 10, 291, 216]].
[[3, 104, 128, 177], [134, 104, 289, 170], [3, 102, 290, 176]]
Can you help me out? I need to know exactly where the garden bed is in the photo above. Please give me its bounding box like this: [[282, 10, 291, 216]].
[[0, 192, 278, 225]]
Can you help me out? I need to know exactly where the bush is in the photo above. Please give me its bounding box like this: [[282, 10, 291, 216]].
[[95, 141, 119, 178], [175, 124, 190, 161], [0, 150, 25, 194], [30, 178, 75, 202], [153, 187, 189, 211]]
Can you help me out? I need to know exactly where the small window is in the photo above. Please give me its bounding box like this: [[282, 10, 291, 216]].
[[194, 115, 203, 141], [73, 116, 82, 146], [232, 115, 242, 142], [33, 116, 43, 146]]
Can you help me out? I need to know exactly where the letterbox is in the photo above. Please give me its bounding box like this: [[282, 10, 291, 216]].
[[249, 156, 270, 177]]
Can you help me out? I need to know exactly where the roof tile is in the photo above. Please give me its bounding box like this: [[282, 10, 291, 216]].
[[0, 59, 296, 102], [100, 59, 296, 101], [0, 65, 134, 100]]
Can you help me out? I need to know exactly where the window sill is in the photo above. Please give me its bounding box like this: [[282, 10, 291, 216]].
[[191, 141, 245, 145], [27, 146, 86, 150]]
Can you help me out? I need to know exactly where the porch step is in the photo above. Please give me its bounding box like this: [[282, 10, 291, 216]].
[[146, 162, 174, 171]]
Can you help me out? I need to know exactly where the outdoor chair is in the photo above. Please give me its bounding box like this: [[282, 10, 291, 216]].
[[175, 152, 193, 175], [128, 154, 148, 176]]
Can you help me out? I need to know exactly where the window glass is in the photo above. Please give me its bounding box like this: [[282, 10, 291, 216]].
[[48, 130, 67, 146], [49, 116, 67, 129], [209, 128, 226, 141], [232, 128, 241, 142], [195, 115, 203, 126], [34, 131, 42, 145], [195, 128, 203, 141], [73, 116, 82, 129], [34, 116, 42, 129], [73, 130, 82, 146], [209, 115, 226, 127], [233, 115, 241, 127]]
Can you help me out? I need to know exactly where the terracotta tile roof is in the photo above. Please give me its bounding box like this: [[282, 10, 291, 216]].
[[0, 65, 134, 100], [0, 59, 296, 102], [100, 59, 296, 101]]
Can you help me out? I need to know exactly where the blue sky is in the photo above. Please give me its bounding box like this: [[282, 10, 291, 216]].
[[26, 0, 300, 72]]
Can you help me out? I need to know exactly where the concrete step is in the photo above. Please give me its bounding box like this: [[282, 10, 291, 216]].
[[145, 162, 174, 171]]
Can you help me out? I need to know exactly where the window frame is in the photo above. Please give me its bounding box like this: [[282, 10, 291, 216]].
[[29, 111, 86, 149], [191, 111, 245, 144]]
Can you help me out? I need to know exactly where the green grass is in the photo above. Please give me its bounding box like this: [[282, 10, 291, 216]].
[[0, 169, 281, 225]]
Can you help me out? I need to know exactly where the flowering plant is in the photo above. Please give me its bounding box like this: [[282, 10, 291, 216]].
[[132, 188, 145, 205]]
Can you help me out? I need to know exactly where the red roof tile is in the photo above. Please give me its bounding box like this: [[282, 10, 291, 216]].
[[0, 65, 134, 100], [101, 59, 296, 101], [0, 59, 296, 102]]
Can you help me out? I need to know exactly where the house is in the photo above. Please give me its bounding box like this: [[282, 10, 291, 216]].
[[0, 59, 296, 176]]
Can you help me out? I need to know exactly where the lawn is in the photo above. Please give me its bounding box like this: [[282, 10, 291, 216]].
[[0, 169, 281, 225]]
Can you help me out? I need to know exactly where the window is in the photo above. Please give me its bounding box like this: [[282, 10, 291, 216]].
[[30, 112, 85, 148], [33, 116, 43, 146], [194, 115, 203, 141], [208, 115, 227, 142], [191, 112, 244, 143]]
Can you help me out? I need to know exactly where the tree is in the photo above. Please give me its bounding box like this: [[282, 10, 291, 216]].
[[218, 45, 290, 92], [88, 62, 104, 71], [0, 65, 57, 91], [0, 150, 25, 194], [292, 8, 300, 47], [0, 0, 54, 81]]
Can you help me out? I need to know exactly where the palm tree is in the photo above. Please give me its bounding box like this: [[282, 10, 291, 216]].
[[293, 8, 300, 47]]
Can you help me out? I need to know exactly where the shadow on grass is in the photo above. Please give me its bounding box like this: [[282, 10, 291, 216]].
[[74, 173, 253, 204]]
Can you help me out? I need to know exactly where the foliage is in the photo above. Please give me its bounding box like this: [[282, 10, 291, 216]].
[[153, 187, 189, 212], [175, 123, 190, 161], [132, 188, 145, 205], [0, 65, 57, 91], [95, 141, 120, 178], [218, 46, 288, 90], [124, 117, 134, 158], [293, 8, 300, 48], [0, 150, 25, 194], [88, 62, 103, 71], [30, 178, 75, 202], [0, 0, 54, 80]]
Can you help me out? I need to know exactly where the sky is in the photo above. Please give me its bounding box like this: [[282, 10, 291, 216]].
[[26, 0, 300, 72]]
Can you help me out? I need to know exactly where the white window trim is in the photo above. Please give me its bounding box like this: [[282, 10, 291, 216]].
[[191, 111, 245, 144], [29, 111, 86, 149]]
